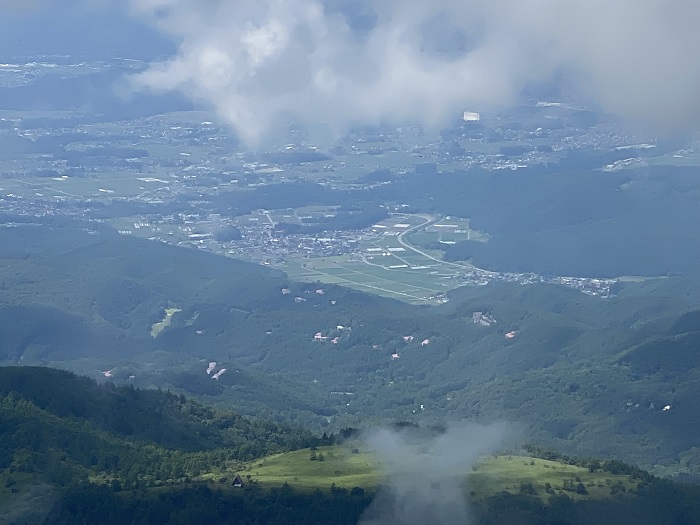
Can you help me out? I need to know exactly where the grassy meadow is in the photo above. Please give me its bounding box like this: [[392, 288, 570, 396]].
[[237, 445, 640, 503]]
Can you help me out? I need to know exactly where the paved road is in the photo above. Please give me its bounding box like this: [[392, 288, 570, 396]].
[[396, 214, 500, 277]]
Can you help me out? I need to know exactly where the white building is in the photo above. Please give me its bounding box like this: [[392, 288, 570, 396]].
[[463, 111, 480, 122]]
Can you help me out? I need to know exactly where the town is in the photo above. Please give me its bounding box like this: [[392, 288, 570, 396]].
[[0, 57, 678, 304]]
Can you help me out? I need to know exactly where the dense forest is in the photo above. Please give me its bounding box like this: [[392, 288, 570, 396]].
[[2, 367, 700, 525], [2, 222, 700, 477], [0, 368, 326, 488], [0, 367, 318, 454], [40, 481, 700, 525]]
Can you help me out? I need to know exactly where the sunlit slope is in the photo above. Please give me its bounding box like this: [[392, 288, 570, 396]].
[[244, 446, 379, 490], [243, 445, 642, 502], [470, 456, 638, 500]]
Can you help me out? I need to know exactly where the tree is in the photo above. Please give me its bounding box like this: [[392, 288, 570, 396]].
[[519, 482, 537, 495]]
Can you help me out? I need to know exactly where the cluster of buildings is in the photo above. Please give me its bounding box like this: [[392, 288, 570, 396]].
[[456, 271, 616, 298], [311, 327, 431, 361], [0, 58, 652, 305], [206, 361, 227, 380], [472, 312, 497, 326]]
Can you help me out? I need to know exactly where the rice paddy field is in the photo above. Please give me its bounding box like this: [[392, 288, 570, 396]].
[[0, 171, 164, 200]]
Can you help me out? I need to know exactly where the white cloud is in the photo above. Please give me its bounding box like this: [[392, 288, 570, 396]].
[[127, 0, 700, 146], [358, 423, 510, 525]]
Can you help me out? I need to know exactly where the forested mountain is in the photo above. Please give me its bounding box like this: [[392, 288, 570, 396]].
[[0, 366, 344, 524], [0, 367, 317, 455], [2, 221, 700, 477], [0, 367, 322, 496], [2, 369, 700, 525]]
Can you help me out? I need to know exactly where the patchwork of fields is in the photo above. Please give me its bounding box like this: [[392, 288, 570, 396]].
[[281, 214, 489, 304]]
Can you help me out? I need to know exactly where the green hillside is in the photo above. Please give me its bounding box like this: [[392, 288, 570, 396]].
[[0, 380, 700, 525], [242, 444, 644, 502], [244, 445, 379, 490], [3, 221, 700, 476], [1, 367, 700, 525], [0, 367, 323, 490]]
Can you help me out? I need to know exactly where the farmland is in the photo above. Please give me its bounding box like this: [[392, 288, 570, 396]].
[[280, 213, 496, 304]]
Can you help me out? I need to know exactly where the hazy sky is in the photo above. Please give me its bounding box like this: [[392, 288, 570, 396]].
[[0, 0, 172, 59], [4, 1, 700, 145]]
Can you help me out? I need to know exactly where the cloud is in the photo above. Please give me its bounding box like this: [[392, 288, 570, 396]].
[[126, 0, 700, 146], [357, 423, 509, 525]]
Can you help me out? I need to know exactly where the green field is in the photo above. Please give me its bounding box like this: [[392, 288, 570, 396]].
[[1, 171, 170, 200], [470, 456, 638, 501], [150, 307, 182, 338], [647, 152, 700, 168], [240, 445, 640, 502], [282, 256, 453, 303], [244, 446, 379, 491], [0, 476, 56, 525], [279, 214, 486, 304], [412, 216, 489, 244]]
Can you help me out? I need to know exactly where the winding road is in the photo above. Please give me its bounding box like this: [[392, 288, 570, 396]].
[[395, 214, 500, 277]]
